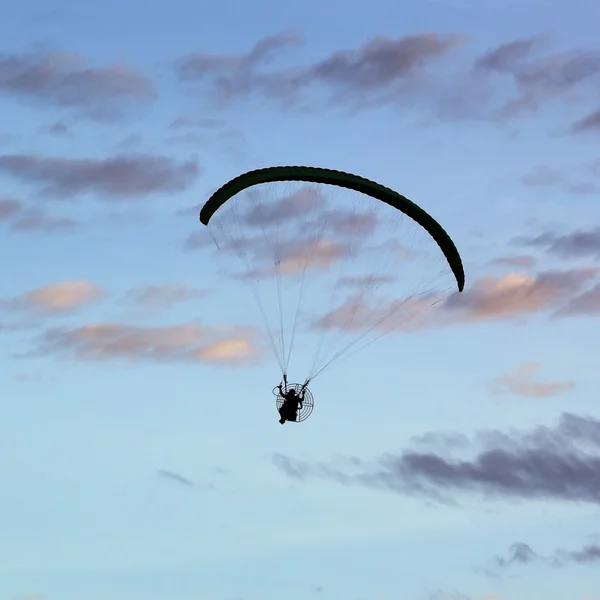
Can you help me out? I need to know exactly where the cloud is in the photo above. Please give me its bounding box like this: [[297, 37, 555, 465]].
[[494, 540, 600, 569], [314, 268, 598, 333], [570, 106, 600, 133], [124, 284, 206, 312], [10, 208, 78, 232], [517, 227, 600, 260], [0, 197, 22, 219], [183, 230, 214, 251], [556, 282, 600, 316], [0, 49, 156, 120], [443, 269, 597, 321], [0, 198, 78, 233], [488, 255, 537, 269], [0, 153, 199, 199], [520, 166, 597, 195], [491, 362, 575, 398], [3, 281, 105, 315], [169, 117, 227, 130], [157, 469, 194, 488], [241, 187, 327, 227], [42, 121, 70, 136], [174, 31, 600, 125], [474, 35, 600, 119], [25, 322, 262, 365], [273, 412, 600, 505], [176, 31, 463, 108], [474, 36, 545, 72]]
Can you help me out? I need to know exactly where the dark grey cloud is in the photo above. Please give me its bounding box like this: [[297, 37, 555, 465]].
[[0, 50, 156, 120], [0, 153, 199, 199], [517, 227, 600, 260], [273, 412, 600, 505]]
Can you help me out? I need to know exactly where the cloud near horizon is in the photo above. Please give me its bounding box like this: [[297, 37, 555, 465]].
[[273, 412, 600, 506]]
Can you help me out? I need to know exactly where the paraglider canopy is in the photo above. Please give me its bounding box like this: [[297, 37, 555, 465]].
[[199, 165, 464, 384]]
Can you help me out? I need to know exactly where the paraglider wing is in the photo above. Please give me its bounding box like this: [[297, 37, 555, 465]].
[[199, 166, 464, 292]]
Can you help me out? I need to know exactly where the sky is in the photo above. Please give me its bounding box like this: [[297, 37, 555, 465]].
[[1, 0, 600, 599]]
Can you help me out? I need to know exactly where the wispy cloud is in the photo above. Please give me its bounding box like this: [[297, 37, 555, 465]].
[[123, 284, 206, 312], [157, 469, 195, 488], [491, 362, 575, 398], [0, 153, 199, 199], [516, 227, 600, 260], [175, 31, 600, 126], [0, 49, 156, 120], [494, 540, 600, 569], [2, 281, 105, 315], [176, 31, 463, 109], [570, 106, 600, 133]]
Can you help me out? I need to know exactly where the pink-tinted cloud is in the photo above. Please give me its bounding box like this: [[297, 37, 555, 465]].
[[239, 238, 349, 279], [491, 362, 575, 398], [27, 322, 262, 365], [0, 153, 199, 199], [316, 269, 598, 333], [4, 281, 105, 317], [0, 49, 156, 120], [444, 269, 597, 321]]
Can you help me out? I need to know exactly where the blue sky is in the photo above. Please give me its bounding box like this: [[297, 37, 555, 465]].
[[1, 0, 600, 599]]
